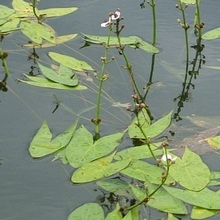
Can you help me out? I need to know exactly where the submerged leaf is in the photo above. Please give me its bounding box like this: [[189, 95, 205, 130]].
[[71, 152, 130, 183], [29, 120, 78, 158], [66, 126, 125, 168], [49, 52, 94, 71], [169, 147, 210, 191], [206, 135, 220, 150], [96, 179, 132, 196], [68, 203, 104, 220], [38, 63, 78, 86]]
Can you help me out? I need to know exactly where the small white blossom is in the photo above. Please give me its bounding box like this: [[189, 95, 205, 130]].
[[161, 154, 177, 162], [101, 9, 121, 27]]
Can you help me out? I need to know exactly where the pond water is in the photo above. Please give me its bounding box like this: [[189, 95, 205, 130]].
[[1, 0, 220, 219]]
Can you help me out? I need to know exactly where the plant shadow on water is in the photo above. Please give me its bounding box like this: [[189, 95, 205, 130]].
[[1, 0, 220, 220]]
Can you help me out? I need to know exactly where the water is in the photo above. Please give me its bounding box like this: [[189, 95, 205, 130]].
[[1, 0, 220, 219]]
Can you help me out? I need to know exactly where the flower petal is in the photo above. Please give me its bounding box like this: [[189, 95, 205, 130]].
[[111, 10, 120, 20], [101, 21, 110, 27]]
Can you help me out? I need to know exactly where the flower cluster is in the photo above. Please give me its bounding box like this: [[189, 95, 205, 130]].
[[101, 8, 121, 27]]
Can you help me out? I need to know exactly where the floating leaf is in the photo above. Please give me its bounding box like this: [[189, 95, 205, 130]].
[[0, 5, 15, 19], [169, 147, 210, 191], [180, 0, 196, 4], [29, 120, 78, 158], [18, 74, 87, 90], [164, 186, 220, 210], [68, 203, 104, 220], [71, 152, 130, 183], [12, 0, 37, 17], [38, 7, 77, 18], [0, 14, 20, 33], [130, 182, 187, 214], [114, 142, 162, 160], [20, 21, 56, 44], [66, 125, 125, 168], [38, 63, 78, 86], [22, 33, 77, 48], [202, 28, 220, 40], [82, 33, 159, 53], [49, 52, 94, 71], [120, 160, 174, 185], [191, 206, 220, 219], [128, 110, 172, 139], [206, 135, 220, 150], [128, 36, 159, 53], [105, 203, 122, 220]]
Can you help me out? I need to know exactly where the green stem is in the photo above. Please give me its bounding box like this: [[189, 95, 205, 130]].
[[0, 47, 10, 76], [127, 147, 170, 210], [150, 0, 157, 46], [94, 28, 111, 137]]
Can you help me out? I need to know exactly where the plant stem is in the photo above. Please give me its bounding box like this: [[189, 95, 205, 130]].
[[94, 28, 111, 138], [150, 0, 157, 46], [0, 47, 10, 76]]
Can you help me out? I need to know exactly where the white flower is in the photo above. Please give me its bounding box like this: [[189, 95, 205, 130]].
[[161, 154, 177, 162], [101, 9, 121, 27]]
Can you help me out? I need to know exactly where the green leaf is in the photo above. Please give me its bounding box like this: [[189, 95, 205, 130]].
[[120, 160, 174, 185], [68, 203, 104, 220], [96, 179, 132, 197], [202, 28, 220, 40], [49, 52, 94, 71], [163, 186, 220, 210], [191, 206, 220, 219], [12, 0, 37, 17], [82, 33, 159, 53], [20, 21, 56, 44], [130, 182, 187, 214], [66, 126, 125, 168], [0, 14, 20, 33], [0, 5, 15, 19], [122, 211, 132, 220], [38, 7, 77, 18], [105, 203, 122, 220], [128, 36, 159, 53], [180, 0, 196, 3], [206, 135, 220, 149], [128, 110, 172, 139], [22, 33, 77, 48], [114, 142, 162, 160], [29, 120, 78, 158], [38, 63, 78, 87], [169, 147, 210, 191], [71, 152, 130, 183], [18, 74, 87, 90]]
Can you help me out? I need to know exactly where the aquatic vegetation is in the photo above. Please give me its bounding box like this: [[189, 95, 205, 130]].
[[1, 0, 220, 220]]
